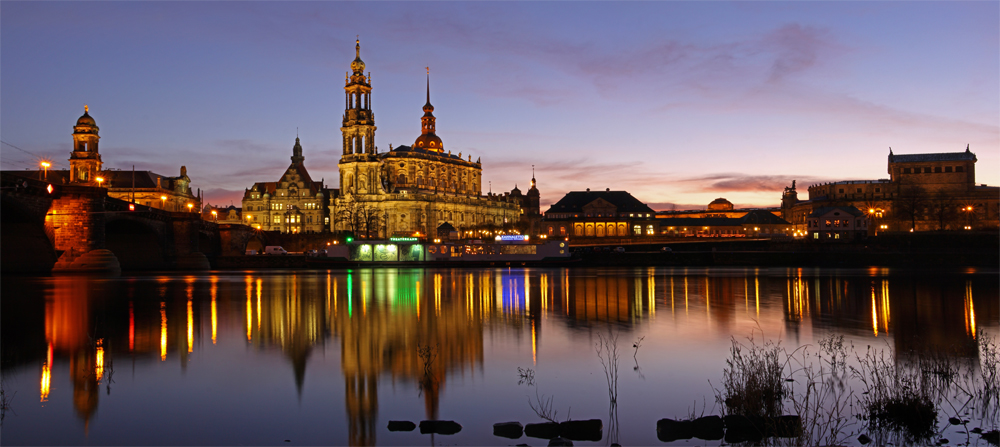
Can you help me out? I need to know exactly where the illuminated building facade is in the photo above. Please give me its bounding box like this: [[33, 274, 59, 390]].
[[329, 40, 519, 237], [544, 189, 658, 238], [241, 137, 332, 233], [9, 107, 201, 212], [781, 147, 1000, 232]]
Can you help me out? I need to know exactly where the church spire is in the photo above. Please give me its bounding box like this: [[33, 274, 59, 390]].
[[291, 137, 304, 164], [414, 67, 443, 152]]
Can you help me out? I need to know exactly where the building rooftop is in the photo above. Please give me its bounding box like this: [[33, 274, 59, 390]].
[[545, 190, 654, 215]]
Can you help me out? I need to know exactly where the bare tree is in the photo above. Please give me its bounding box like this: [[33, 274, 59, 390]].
[[928, 191, 960, 231], [893, 183, 928, 231]]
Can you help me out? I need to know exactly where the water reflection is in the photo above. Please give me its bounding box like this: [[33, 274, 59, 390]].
[[0, 268, 996, 445]]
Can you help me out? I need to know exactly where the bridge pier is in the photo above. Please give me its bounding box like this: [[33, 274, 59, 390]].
[[48, 185, 121, 275], [171, 217, 211, 270]]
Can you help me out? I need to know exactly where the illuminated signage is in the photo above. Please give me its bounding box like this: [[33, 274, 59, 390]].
[[497, 235, 529, 241], [390, 237, 419, 242]]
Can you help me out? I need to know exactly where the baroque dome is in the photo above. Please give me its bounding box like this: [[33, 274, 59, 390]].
[[76, 105, 96, 127], [414, 133, 443, 151]]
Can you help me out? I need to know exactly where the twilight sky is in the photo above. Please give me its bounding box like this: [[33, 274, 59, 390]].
[[2, 2, 997, 210]]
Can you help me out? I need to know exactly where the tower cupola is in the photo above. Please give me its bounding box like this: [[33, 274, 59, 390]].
[[291, 137, 304, 164], [413, 68, 444, 152], [69, 105, 103, 184]]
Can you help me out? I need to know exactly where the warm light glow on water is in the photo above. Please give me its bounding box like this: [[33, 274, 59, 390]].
[[3, 267, 997, 446], [966, 280, 977, 338], [40, 343, 52, 402], [95, 339, 104, 382], [211, 276, 218, 344], [160, 301, 167, 361]]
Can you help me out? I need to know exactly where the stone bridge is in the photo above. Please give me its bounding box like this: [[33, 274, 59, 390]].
[[1, 173, 262, 274]]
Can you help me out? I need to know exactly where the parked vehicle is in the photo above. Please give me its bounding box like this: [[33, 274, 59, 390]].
[[614, 246, 626, 253], [264, 246, 288, 255], [245, 249, 257, 255], [661, 247, 672, 252]]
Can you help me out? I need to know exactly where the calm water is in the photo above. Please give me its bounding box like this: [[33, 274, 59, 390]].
[[1, 267, 997, 446]]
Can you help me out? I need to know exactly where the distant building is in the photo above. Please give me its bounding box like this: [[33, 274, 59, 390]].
[[202, 204, 243, 225], [658, 209, 793, 238], [782, 147, 999, 232], [806, 206, 868, 241], [6, 106, 201, 212], [544, 189, 658, 238], [328, 40, 520, 238], [657, 197, 782, 220], [241, 137, 332, 233]]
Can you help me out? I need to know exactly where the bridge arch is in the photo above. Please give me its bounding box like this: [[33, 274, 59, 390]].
[[105, 218, 168, 270]]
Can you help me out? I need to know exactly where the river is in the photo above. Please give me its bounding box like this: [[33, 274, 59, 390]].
[[1, 266, 997, 446]]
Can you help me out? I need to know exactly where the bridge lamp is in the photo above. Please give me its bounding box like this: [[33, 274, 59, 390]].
[[160, 195, 167, 209], [187, 203, 194, 212], [211, 210, 218, 222], [96, 176, 104, 188], [40, 161, 50, 180]]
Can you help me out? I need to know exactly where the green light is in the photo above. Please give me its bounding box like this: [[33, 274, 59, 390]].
[[346, 236, 354, 243]]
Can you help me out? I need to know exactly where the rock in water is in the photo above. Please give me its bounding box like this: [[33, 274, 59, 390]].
[[493, 421, 523, 439], [692, 416, 723, 440], [657, 419, 694, 442], [559, 419, 602, 441], [548, 437, 573, 446], [524, 422, 560, 439], [387, 420, 416, 432], [418, 420, 462, 435]]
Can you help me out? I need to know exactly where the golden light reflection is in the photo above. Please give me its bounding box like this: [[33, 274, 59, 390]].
[[434, 274, 442, 316], [256, 278, 262, 329], [880, 280, 890, 333], [160, 301, 167, 360], [187, 297, 194, 353], [965, 280, 976, 338], [754, 276, 760, 317], [246, 286, 253, 342], [670, 276, 675, 313], [647, 270, 655, 318], [684, 276, 689, 315], [40, 343, 52, 402], [129, 301, 135, 352], [531, 319, 537, 365], [95, 339, 105, 382], [871, 285, 879, 337], [211, 276, 218, 344]]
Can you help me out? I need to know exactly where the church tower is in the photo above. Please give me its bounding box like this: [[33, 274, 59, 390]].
[[339, 39, 381, 196], [69, 105, 103, 184], [413, 69, 444, 152]]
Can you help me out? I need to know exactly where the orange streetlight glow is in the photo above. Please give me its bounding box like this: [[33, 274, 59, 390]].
[[96, 176, 104, 188], [40, 161, 50, 180], [211, 210, 218, 222], [187, 203, 194, 212]]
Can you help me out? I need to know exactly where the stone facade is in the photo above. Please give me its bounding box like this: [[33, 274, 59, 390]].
[[544, 189, 658, 238], [330, 41, 519, 238], [782, 147, 999, 232], [242, 138, 331, 233]]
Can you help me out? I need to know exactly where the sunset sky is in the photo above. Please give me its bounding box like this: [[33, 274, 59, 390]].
[[2, 2, 997, 210]]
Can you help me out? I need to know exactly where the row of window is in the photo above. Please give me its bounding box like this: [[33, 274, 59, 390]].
[[838, 187, 882, 194], [901, 166, 964, 174], [809, 219, 862, 228], [573, 223, 654, 237]]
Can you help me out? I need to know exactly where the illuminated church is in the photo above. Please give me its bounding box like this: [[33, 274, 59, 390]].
[[330, 40, 527, 237]]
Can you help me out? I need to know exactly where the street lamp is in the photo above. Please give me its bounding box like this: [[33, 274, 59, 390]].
[[211, 210, 218, 222], [187, 203, 194, 212], [964, 206, 974, 230], [160, 195, 167, 210], [96, 176, 104, 188], [40, 161, 50, 180]]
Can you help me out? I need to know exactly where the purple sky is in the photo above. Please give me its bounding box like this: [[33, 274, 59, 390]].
[[2, 2, 997, 210]]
